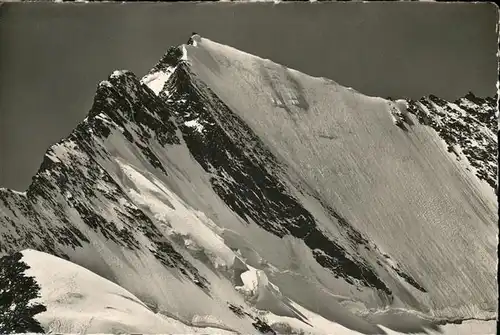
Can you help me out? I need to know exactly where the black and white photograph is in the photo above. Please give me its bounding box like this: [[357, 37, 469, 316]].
[[0, 2, 498, 334]]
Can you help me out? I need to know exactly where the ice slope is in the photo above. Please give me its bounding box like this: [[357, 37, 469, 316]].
[[0, 33, 497, 334], [182, 35, 497, 319]]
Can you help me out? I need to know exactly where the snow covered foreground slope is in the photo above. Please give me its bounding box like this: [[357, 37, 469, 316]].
[[19, 249, 236, 334], [0, 34, 497, 334], [2, 249, 493, 335]]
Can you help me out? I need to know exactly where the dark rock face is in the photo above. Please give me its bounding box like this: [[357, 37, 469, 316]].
[[89, 71, 180, 148], [406, 93, 497, 190], [226, 302, 276, 334], [252, 318, 277, 335], [390, 266, 427, 293], [0, 252, 47, 334], [165, 64, 392, 296], [149, 47, 184, 74], [228, 303, 246, 318], [0, 188, 85, 259]]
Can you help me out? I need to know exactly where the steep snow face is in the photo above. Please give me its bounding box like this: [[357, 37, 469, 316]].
[[141, 67, 176, 96], [183, 37, 498, 318]]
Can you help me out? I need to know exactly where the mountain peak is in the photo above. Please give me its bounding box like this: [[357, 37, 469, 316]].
[[0, 33, 497, 335], [187, 32, 201, 46], [149, 46, 184, 74], [147, 33, 200, 74]]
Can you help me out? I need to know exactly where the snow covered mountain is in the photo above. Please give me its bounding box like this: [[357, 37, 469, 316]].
[[0, 34, 497, 334]]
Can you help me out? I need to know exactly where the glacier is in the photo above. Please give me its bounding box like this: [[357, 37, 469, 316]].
[[0, 33, 497, 334]]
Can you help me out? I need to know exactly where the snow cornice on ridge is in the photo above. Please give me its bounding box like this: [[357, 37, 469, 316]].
[[187, 32, 201, 47]]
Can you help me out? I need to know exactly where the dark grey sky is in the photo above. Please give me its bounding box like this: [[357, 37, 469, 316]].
[[0, 2, 498, 190]]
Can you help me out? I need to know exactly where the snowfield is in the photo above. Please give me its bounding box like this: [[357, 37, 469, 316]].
[[21, 250, 236, 334], [0, 33, 496, 334]]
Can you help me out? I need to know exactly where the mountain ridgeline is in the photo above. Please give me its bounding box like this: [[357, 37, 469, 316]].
[[0, 35, 497, 334]]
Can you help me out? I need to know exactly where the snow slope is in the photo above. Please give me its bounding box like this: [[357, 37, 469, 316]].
[[0, 33, 497, 334], [184, 35, 497, 318], [21, 249, 236, 334]]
